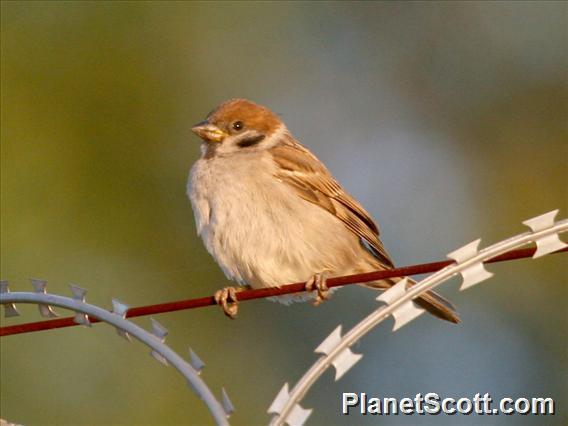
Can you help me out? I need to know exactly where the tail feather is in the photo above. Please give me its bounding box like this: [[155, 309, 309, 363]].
[[414, 289, 461, 324], [364, 278, 461, 324]]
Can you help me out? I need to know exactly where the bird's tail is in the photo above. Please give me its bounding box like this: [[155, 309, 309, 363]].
[[364, 277, 461, 324]]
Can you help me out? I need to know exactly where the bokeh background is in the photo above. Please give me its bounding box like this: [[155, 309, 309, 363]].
[[1, 2, 566, 425]]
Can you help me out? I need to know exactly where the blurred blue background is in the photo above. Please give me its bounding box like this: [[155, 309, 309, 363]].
[[1, 2, 566, 425]]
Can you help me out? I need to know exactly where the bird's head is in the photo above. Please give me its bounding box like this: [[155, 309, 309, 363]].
[[191, 99, 286, 157]]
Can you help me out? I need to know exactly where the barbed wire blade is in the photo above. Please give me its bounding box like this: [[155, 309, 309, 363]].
[[332, 347, 363, 381], [447, 239, 494, 290], [150, 318, 168, 341], [189, 348, 205, 374], [221, 388, 235, 417], [151, 351, 168, 366], [149, 318, 169, 365], [376, 278, 425, 331], [523, 210, 567, 258], [69, 284, 87, 301], [111, 298, 129, 317], [0, 281, 20, 318], [68, 284, 91, 326], [268, 383, 312, 426], [392, 301, 425, 332], [111, 298, 131, 341], [38, 305, 58, 318], [73, 312, 91, 326], [30, 278, 58, 317], [30, 278, 48, 293], [314, 326, 362, 380], [268, 383, 290, 414], [314, 325, 342, 355], [287, 404, 313, 426]]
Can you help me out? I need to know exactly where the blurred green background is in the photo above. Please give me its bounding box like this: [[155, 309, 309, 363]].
[[1, 1, 566, 425]]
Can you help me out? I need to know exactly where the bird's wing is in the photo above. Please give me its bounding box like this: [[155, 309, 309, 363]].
[[270, 142, 394, 268]]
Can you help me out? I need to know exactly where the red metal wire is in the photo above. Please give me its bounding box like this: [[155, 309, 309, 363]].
[[1, 246, 565, 337]]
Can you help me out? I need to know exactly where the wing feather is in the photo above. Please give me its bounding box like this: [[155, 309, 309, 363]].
[[270, 142, 394, 268]]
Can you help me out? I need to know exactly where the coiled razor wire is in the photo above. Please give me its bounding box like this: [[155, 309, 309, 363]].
[[1, 210, 565, 425], [267, 210, 567, 426], [0, 282, 234, 426]]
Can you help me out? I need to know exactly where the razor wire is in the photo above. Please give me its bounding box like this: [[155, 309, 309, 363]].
[[0, 281, 234, 426], [1, 210, 565, 425], [267, 210, 567, 426], [4, 246, 564, 337]]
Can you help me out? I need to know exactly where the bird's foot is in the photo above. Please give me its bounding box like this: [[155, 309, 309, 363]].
[[213, 285, 251, 319], [214, 287, 240, 319], [305, 271, 330, 306]]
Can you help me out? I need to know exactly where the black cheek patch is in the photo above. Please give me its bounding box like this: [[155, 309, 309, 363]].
[[237, 134, 266, 148]]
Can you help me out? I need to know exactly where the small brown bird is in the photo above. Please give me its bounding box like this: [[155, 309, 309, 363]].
[[188, 99, 460, 323]]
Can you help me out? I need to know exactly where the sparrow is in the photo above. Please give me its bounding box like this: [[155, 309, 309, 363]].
[[188, 98, 460, 323]]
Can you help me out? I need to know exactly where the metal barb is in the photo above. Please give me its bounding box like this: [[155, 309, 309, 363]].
[[149, 318, 169, 365], [69, 284, 91, 326], [150, 317, 168, 341], [447, 240, 494, 290], [221, 388, 235, 417], [376, 278, 425, 330], [69, 284, 87, 302], [73, 312, 91, 327], [523, 210, 567, 258], [314, 326, 363, 380], [268, 383, 291, 414], [30, 278, 48, 293], [0, 280, 20, 317], [30, 278, 58, 317], [150, 351, 169, 366], [314, 325, 342, 355], [189, 348, 205, 374], [286, 404, 313, 426], [111, 298, 131, 341], [111, 298, 130, 317], [331, 348, 363, 381], [268, 383, 312, 425]]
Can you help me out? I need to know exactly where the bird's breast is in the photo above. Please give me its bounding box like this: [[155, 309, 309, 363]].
[[187, 153, 365, 290]]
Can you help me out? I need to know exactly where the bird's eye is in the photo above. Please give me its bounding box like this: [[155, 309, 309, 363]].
[[232, 121, 244, 131]]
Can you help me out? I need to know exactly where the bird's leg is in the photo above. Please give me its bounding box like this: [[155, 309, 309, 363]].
[[305, 271, 330, 306], [214, 285, 251, 319]]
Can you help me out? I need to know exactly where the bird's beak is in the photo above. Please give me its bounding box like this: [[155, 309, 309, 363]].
[[191, 121, 228, 143]]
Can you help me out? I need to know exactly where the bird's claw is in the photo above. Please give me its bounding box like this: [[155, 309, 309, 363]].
[[214, 287, 239, 318], [305, 271, 330, 306]]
